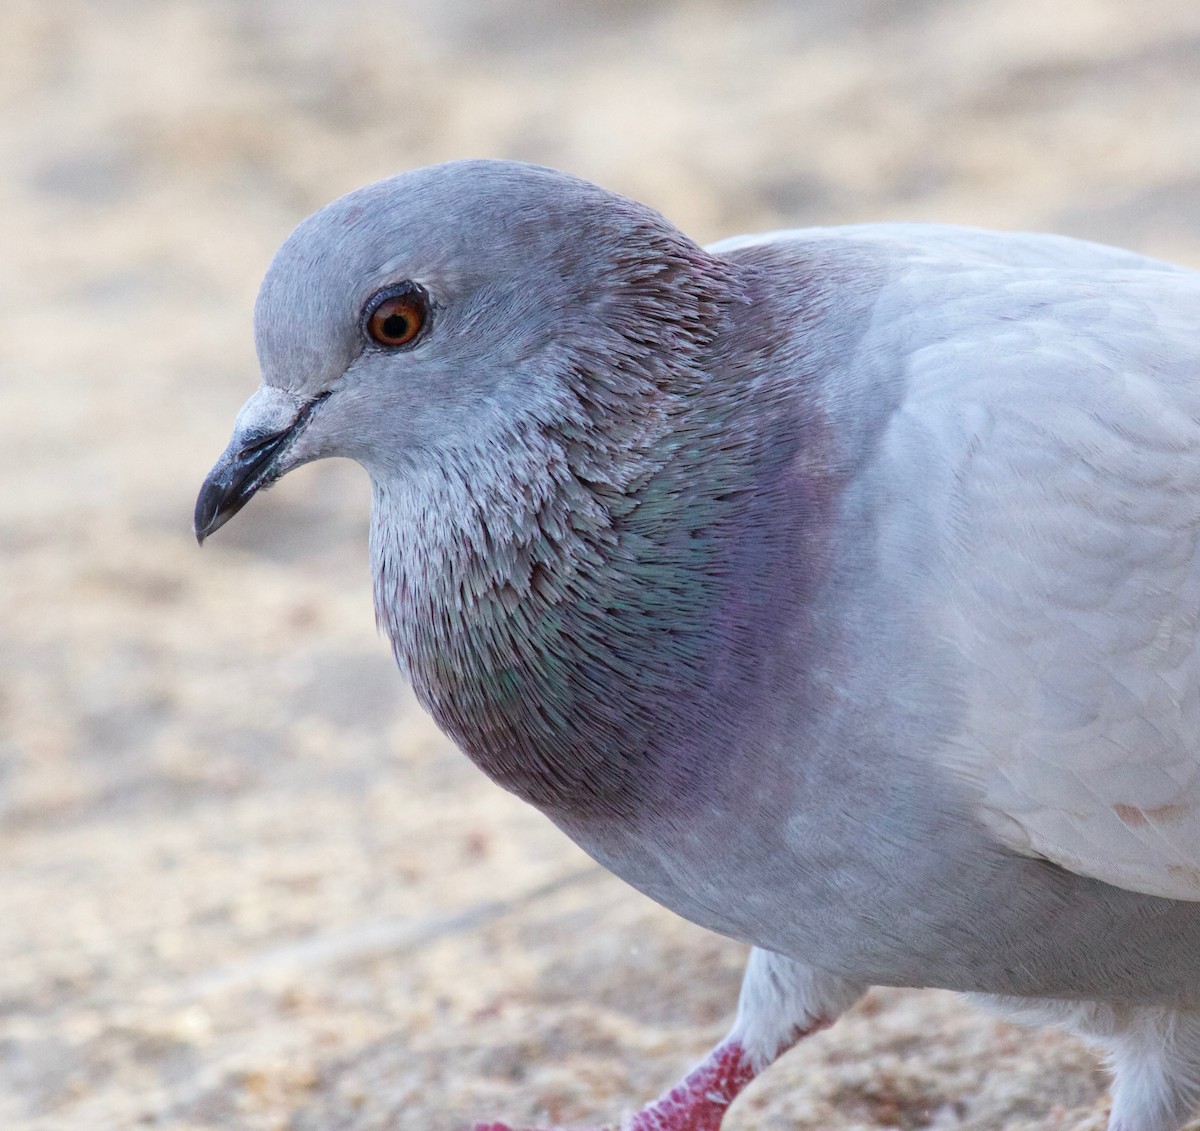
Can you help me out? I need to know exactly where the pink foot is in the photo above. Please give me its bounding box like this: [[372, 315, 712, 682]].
[[472, 1039, 756, 1131]]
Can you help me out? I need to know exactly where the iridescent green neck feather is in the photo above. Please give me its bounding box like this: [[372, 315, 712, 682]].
[[371, 240, 875, 821]]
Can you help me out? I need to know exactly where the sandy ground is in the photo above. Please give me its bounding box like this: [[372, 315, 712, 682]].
[[5, 1, 1200, 1128]]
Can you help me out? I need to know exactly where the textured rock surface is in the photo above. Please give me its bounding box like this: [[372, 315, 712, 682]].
[[4, 1, 1200, 1128]]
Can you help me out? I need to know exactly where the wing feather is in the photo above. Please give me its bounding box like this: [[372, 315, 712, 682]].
[[872, 252, 1200, 899], [718, 222, 1200, 899]]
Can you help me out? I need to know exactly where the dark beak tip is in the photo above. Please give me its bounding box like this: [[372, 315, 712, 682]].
[[194, 392, 327, 547], [193, 468, 242, 546]]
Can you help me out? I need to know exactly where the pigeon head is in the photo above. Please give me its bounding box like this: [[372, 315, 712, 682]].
[[195, 159, 806, 818], [194, 159, 738, 540]]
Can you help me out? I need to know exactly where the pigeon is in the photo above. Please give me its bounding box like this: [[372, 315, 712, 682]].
[[195, 158, 1200, 1131]]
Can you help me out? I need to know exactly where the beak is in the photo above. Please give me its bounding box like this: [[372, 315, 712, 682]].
[[194, 388, 328, 544]]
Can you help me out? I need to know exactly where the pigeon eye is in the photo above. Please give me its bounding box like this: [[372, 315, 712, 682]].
[[365, 287, 428, 348]]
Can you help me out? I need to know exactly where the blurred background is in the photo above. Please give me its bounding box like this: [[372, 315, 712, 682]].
[[4, 1, 1200, 1128]]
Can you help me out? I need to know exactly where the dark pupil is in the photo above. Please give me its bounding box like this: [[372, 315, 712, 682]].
[[381, 310, 411, 339]]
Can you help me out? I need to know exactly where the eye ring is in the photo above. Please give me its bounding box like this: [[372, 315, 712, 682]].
[[363, 284, 430, 349]]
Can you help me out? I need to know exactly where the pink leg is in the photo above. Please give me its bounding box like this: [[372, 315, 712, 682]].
[[472, 949, 858, 1131], [472, 1037, 760, 1131]]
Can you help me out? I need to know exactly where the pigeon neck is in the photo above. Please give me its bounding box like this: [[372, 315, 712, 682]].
[[369, 423, 738, 821], [369, 247, 864, 823]]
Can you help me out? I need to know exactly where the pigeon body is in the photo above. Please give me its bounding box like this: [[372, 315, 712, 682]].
[[197, 160, 1200, 1130]]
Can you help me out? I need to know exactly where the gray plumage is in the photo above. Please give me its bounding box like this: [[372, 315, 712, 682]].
[[196, 159, 1200, 1131]]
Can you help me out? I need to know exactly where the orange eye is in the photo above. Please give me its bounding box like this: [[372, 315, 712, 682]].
[[366, 291, 426, 347]]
